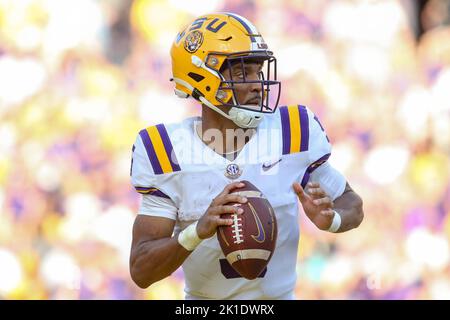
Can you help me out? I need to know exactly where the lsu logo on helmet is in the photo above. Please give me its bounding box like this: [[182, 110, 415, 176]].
[[184, 30, 204, 53]]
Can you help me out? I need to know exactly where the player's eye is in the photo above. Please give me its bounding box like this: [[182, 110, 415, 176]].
[[234, 72, 244, 79]]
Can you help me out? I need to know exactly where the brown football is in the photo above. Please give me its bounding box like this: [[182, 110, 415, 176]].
[[217, 180, 278, 280]]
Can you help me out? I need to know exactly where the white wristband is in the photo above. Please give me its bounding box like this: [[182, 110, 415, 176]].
[[327, 210, 342, 233], [178, 221, 203, 251]]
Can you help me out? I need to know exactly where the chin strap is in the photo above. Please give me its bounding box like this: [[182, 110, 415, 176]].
[[171, 77, 264, 128], [227, 106, 264, 128]]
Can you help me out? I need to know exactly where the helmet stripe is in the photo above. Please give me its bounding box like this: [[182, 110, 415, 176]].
[[226, 13, 256, 42]]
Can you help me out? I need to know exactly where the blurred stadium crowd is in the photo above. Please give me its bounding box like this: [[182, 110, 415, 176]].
[[0, 0, 449, 299]]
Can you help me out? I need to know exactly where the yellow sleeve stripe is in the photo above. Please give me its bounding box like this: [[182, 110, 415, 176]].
[[147, 126, 174, 174], [287, 104, 301, 153]]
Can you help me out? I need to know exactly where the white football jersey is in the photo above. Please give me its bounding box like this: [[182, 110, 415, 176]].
[[130, 105, 346, 299]]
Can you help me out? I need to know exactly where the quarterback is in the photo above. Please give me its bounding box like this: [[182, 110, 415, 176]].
[[129, 13, 364, 299]]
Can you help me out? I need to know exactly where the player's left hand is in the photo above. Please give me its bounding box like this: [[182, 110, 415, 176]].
[[293, 182, 335, 230]]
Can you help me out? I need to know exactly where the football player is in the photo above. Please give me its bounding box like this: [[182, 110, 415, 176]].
[[129, 13, 364, 299]]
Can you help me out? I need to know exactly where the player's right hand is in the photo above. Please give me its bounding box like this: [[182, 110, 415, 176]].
[[293, 181, 335, 230], [196, 181, 248, 239]]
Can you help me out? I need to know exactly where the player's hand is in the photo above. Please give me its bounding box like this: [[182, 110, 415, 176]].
[[196, 181, 247, 239], [293, 182, 335, 230]]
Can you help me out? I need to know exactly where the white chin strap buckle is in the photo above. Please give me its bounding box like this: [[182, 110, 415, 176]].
[[228, 107, 264, 128]]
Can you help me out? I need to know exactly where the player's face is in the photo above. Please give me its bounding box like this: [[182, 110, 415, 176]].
[[221, 61, 264, 107]]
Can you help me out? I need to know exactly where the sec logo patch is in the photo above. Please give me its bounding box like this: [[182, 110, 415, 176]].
[[225, 163, 242, 180]]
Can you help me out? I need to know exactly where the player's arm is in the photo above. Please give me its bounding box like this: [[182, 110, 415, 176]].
[[330, 182, 364, 232], [292, 107, 363, 232], [129, 182, 247, 288], [130, 215, 186, 288]]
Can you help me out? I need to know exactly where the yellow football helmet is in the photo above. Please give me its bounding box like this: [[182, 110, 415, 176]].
[[170, 13, 281, 128]]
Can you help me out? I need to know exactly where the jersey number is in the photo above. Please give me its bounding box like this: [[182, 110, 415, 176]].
[[219, 258, 267, 279]]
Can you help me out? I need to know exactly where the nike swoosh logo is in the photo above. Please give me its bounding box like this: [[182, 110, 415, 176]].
[[249, 203, 266, 243], [262, 158, 282, 171]]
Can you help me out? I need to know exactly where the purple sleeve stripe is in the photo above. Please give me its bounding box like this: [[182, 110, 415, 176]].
[[309, 153, 331, 172], [300, 172, 310, 189], [135, 186, 156, 191], [279, 106, 291, 155], [148, 189, 171, 199], [135, 186, 170, 199], [299, 105, 309, 151], [156, 124, 181, 172], [300, 153, 331, 188], [139, 129, 163, 175]]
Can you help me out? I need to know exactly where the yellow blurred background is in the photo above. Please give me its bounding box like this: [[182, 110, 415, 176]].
[[0, 0, 449, 299]]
